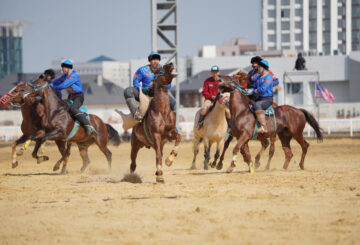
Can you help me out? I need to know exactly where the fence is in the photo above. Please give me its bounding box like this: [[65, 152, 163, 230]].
[[1, 119, 359, 142]]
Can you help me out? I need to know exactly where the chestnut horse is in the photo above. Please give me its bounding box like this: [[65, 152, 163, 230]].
[[129, 63, 181, 183], [0, 82, 50, 168], [217, 72, 322, 173], [19, 77, 120, 174]]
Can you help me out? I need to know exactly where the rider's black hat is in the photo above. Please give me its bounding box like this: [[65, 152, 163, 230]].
[[251, 56, 263, 64]]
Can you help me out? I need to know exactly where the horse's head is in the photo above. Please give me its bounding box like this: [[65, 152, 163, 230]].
[[153, 62, 178, 87], [218, 92, 230, 107], [0, 81, 34, 108], [217, 71, 249, 93]]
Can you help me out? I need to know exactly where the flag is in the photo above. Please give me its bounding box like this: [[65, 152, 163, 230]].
[[315, 83, 335, 103]]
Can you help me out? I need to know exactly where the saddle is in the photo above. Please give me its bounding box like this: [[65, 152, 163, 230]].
[[117, 89, 152, 131]]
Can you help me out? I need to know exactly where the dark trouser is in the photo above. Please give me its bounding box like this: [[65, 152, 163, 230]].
[[67, 93, 84, 115], [124, 87, 176, 112], [254, 97, 273, 111]]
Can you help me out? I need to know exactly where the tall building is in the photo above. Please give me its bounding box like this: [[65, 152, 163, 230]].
[[0, 20, 24, 79], [262, 0, 360, 55]]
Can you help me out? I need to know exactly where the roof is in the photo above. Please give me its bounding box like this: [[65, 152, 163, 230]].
[[88, 55, 116, 63], [0, 73, 125, 106], [172, 68, 241, 92]]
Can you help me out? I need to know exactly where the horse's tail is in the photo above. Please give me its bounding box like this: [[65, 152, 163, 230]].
[[105, 124, 121, 146], [300, 109, 323, 142]]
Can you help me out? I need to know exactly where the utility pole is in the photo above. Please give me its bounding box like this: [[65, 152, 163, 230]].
[[151, 0, 179, 127]]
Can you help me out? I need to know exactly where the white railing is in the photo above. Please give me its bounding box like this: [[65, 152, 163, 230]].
[[0, 119, 359, 142]]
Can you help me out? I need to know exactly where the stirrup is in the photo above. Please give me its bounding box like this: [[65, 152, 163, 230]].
[[133, 111, 142, 121], [84, 125, 93, 135], [196, 120, 204, 130], [256, 126, 267, 134]]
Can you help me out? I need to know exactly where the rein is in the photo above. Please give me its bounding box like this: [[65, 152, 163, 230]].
[[229, 79, 250, 96]]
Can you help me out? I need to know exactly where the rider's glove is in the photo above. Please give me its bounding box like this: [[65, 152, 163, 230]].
[[246, 88, 254, 95]]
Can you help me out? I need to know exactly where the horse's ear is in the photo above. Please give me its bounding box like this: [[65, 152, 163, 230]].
[[233, 74, 241, 81]]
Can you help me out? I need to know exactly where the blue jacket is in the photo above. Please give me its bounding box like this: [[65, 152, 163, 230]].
[[248, 70, 260, 89], [254, 70, 273, 98], [133, 65, 171, 90], [50, 70, 84, 98]]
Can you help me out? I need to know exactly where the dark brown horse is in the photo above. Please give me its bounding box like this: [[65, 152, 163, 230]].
[[217, 72, 322, 173], [19, 76, 120, 174], [0, 82, 49, 168], [129, 63, 181, 183]]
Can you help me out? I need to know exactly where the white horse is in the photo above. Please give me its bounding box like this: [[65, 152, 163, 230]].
[[191, 93, 230, 170]]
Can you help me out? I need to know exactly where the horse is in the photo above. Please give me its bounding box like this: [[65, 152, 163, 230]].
[[217, 72, 323, 173], [0, 82, 50, 168], [20, 76, 121, 174], [128, 63, 181, 183], [191, 93, 230, 170]]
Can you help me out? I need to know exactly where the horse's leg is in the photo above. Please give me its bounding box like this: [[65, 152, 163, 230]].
[[53, 140, 67, 171], [293, 134, 309, 170], [203, 140, 211, 170], [254, 139, 269, 169], [32, 130, 49, 164], [227, 133, 253, 173], [265, 135, 276, 170], [190, 134, 200, 170], [210, 139, 222, 168], [153, 133, 164, 183], [278, 131, 293, 170], [95, 137, 112, 170], [78, 142, 91, 172], [60, 143, 72, 175], [11, 135, 28, 168], [239, 142, 255, 174], [16, 138, 32, 156], [130, 133, 143, 173], [165, 131, 181, 167], [216, 135, 233, 170]]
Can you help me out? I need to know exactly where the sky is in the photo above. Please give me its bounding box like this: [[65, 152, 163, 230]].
[[0, 0, 261, 72]]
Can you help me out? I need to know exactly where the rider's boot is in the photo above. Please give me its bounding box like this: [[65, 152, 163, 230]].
[[74, 112, 93, 136], [126, 98, 142, 121], [197, 114, 206, 130], [255, 110, 268, 134]]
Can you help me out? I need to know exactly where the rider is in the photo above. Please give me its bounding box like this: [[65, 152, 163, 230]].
[[123, 51, 176, 121], [197, 65, 231, 130], [248, 56, 279, 89], [246, 59, 274, 134], [50, 59, 93, 135]]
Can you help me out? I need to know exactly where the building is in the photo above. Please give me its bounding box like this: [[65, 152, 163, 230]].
[[0, 20, 24, 79], [52, 55, 130, 89], [262, 0, 360, 55], [198, 38, 258, 58]]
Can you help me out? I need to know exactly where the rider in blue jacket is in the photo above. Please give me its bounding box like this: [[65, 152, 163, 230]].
[[248, 56, 262, 89], [50, 60, 92, 135], [123, 51, 176, 121], [246, 60, 274, 134]]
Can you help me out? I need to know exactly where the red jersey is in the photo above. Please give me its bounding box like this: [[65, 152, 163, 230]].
[[202, 77, 220, 100]]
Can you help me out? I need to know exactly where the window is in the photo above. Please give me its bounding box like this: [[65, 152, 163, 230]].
[[287, 83, 302, 94], [221, 52, 225, 56], [232, 51, 236, 56]]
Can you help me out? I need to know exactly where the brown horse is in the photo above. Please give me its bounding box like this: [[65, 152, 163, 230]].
[[19, 76, 120, 174], [129, 63, 181, 183], [217, 72, 322, 173], [0, 82, 49, 168]]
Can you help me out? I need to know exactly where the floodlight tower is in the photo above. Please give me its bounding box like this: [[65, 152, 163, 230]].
[[151, 0, 179, 126]]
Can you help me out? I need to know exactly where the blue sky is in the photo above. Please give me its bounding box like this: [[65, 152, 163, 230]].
[[0, 0, 261, 72]]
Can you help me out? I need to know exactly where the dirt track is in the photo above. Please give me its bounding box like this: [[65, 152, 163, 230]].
[[0, 138, 359, 244]]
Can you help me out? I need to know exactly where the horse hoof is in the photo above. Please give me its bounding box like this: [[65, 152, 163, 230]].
[[53, 163, 60, 171], [16, 149, 24, 156], [12, 161, 18, 169], [60, 169, 68, 175], [204, 164, 209, 170], [210, 163, 216, 168], [37, 156, 49, 164], [189, 165, 197, 170], [165, 155, 174, 166], [156, 176, 165, 183], [249, 167, 255, 174], [254, 162, 261, 169], [216, 164, 223, 170], [226, 167, 234, 173]]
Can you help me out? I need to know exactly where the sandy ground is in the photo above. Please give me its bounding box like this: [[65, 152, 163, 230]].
[[0, 138, 359, 245]]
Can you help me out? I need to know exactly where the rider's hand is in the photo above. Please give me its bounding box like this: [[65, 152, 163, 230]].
[[211, 96, 216, 100], [246, 88, 254, 95], [142, 87, 148, 94]]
